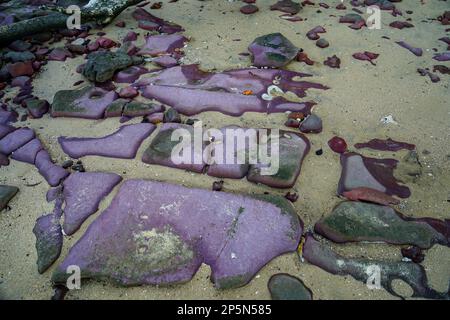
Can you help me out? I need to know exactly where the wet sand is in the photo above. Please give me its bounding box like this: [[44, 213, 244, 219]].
[[0, 0, 449, 299]]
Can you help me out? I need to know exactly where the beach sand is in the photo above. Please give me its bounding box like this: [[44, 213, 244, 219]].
[[0, 0, 449, 299]]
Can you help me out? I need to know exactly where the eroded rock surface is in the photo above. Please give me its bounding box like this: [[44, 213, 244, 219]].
[[53, 180, 302, 289]]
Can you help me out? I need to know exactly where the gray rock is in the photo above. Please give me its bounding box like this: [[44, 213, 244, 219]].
[[0, 185, 19, 210], [82, 51, 141, 83], [268, 274, 313, 300]]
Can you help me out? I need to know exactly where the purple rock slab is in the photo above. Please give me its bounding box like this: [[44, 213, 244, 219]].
[[59, 123, 156, 159], [52, 180, 302, 288], [62, 172, 122, 235], [0, 127, 35, 155]]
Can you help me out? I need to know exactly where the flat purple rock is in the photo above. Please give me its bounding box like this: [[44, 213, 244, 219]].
[[302, 233, 449, 299], [59, 123, 156, 159], [0, 127, 35, 155], [337, 152, 411, 198], [33, 213, 63, 274], [206, 125, 252, 179], [51, 86, 118, 119], [62, 172, 122, 235], [52, 180, 302, 288], [138, 34, 188, 56], [35, 150, 69, 187], [11, 138, 43, 164], [137, 65, 327, 116]]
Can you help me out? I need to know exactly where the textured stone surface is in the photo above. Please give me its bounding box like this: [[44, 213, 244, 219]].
[[52, 180, 302, 288], [315, 201, 450, 249], [268, 273, 312, 300], [338, 152, 411, 198]]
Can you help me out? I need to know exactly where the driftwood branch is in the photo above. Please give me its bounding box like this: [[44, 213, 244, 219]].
[[0, 0, 143, 45]]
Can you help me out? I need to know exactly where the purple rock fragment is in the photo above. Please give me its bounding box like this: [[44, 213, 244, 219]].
[[206, 125, 252, 179], [35, 150, 69, 187], [354, 138, 415, 151], [153, 55, 178, 68], [337, 152, 411, 198], [248, 33, 299, 68], [0, 110, 18, 124], [52, 180, 302, 288], [270, 0, 302, 15], [138, 34, 188, 56], [0, 127, 35, 155], [302, 233, 449, 300], [396, 41, 423, 56], [59, 123, 156, 159], [247, 130, 310, 188], [33, 213, 63, 273], [11, 138, 43, 164], [62, 172, 122, 235]]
